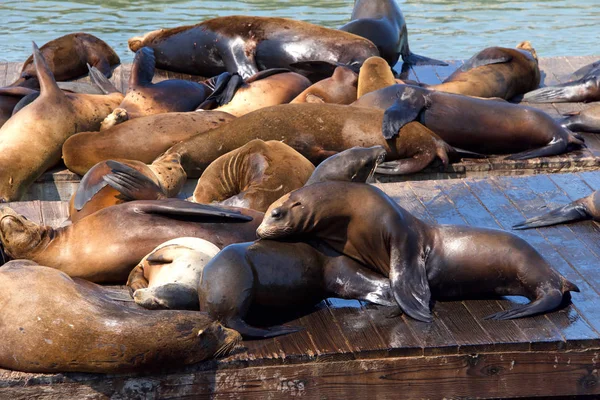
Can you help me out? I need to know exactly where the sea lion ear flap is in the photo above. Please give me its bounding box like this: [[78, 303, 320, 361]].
[[382, 95, 425, 140], [389, 245, 433, 323]]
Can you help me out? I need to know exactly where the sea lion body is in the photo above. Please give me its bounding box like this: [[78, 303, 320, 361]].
[[193, 139, 315, 211], [257, 182, 579, 322], [561, 104, 600, 133], [290, 67, 358, 104], [63, 111, 235, 176], [0, 261, 239, 374], [128, 16, 378, 79], [9, 33, 120, 89], [199, 239, 395, 338], [352, 84, 583, 159], [0, 200, 261, 283], [0, 43, 123, 202]]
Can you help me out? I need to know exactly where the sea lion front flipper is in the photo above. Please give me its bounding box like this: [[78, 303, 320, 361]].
[[389, 244, 433, 323], [103, 160, 165, 201], [459, 48, 512, 72], [512, 201, 592, 230], [88, 64, 120, 94], [225, 317, 302, 339], [382, 95, 427, 140], [132, 199, 254, 221]]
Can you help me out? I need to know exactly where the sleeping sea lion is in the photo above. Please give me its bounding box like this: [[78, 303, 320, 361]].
[[0, 260, 240, 374], [290, 66, 358, 104], [257, 182, 579, 322], [0, 42, 123, 202], [128, 16, 378, 80], [0, 200, 261, 282]]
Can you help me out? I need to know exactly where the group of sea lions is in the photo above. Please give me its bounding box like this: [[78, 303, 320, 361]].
[[0, 0, 596, 375]]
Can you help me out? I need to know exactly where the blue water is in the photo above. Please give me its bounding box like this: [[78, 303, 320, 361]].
[[0, 0, 598, 63]]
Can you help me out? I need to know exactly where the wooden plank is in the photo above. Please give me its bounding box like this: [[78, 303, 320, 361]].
[[4, 201, 43, 224], [0, 62, 8, 87], [410, 65, 441, 85], [433, 59, 462, 82], [39, 201, 69, 228]]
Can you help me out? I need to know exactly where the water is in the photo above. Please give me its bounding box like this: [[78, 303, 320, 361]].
[[0, 0, 598, 63]]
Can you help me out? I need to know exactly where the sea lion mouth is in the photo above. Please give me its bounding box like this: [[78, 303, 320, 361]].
[[256, 224, 294, 239]]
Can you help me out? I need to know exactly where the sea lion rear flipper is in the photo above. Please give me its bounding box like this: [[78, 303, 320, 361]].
[[390, 246, 433, 323], [512, 202, 591, 230], [103, 160, 166, 201], [133, 199, 254, 221], [88, 64, 120, 94], [382, 95, 427, 139], [484, 289, 565, 320], [131, 47, 155, 86], [225, 317, 302, 339], [12, 92, 40, 115], [458, 48, 512, 72], [402, 52, 448, 67], [198, 73, 244, 109]]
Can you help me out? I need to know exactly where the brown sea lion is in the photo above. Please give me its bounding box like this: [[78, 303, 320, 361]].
[[257, 182, 579, 322], [339, 0, 446, 67], [8, 33, 120, 89], [68, 153, 185, 223], [513, 189, 600, 230], [158, 103, 455, 178], [192, 140, 315, 212], [290, 66, 358, 104], [128, 237, 220, 310], [0, 260, 240, 374], [99, 47, 214, 130], [352, 84, 584, 159], [524, 60, 600, 103], [357, 56, 398, 98], [0, 43, 123, 202], [199, 239, 395, 338], [128, 16, 378, 80], [561, 104, 600, 133], [63, 110, 235, 176], [0, 200, 261, 282]]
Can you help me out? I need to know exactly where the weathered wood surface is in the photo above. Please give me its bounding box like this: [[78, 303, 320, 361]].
[[3, 172, 600, 398], [2, 55, 600, 201]]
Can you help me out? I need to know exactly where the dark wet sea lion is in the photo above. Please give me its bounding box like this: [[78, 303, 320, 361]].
[[0, 260, 240, 374], [0, 43, 123, 202], [290, 66, 358, 104], [0, 200, 261, 282], [200, 239, 395, 338], [63, 110, 235, 176], [161, 103, 454, 178], [352, 84, 584, 159], [257, 182, 579, 322], [305, 146, 386, 186], [193, 139, 315, 212], [339, 0, 446, 67], [8, 33, 120, 89], [524, 61, 600, 103], [431, 41, 540, 100], [561, 104, 600, 133], [100, 47, 214, 130], [513, 189, 600, 230], [128, 16, 378, 80]]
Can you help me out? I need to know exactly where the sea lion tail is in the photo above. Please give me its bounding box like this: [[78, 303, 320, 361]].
[[103, 160, 166, 201], [88, 64, 120, 94], [31, 41, 62, 97], [402, 52, 448, 67], [483, 289, 564, 320], [512, 201, 591, 230], [523, 82, 586, 103]]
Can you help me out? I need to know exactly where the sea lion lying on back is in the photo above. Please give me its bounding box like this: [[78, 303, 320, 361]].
[[257, 182, 579, 322]]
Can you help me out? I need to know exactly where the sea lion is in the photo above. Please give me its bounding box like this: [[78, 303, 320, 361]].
[[0, 200, 261, 282], [0, 87, 38, 128], [63, 110, 235, 176], [99, 47, 214, 130], [339, 0, 446, 67], [8, 33, 120, 89], [128, 16, 378, 80], [561, 104, 600, 133], [68, 153, 185, 223], [430, 42, 540, 100], [159, 103, 455, 178], [524, 60, 600, 103], [513, 190, 600, 230], [0, 43, 123, 202], [0, 260, 240, 374], [193, 140, 315, 212], [199, 239, 395, 338], [356, 56, 398, 98], [290, 66, 358, 104], [352, 84, 584, 159], [128, 237, 220, 310], [257, 182, 579, 322]]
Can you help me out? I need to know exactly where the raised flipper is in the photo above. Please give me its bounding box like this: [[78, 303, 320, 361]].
[[32, 41, 63, 98], [382, 94, 428, 139], [103, 160, 165, 201], [88, 64, 120, 94], [225, 317, 302, 339], [73, 166, 111, 211], [12, 92, 40, 115], [512, 201, 592, 230], [458, 48, 512, 72], [130, 47, 155, 87], [483, 289, 565, 320], [198, 73, 244, 109], [130, 199, 254, 221]]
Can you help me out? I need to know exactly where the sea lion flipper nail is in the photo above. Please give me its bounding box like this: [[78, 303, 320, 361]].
[[460, 47, 512, 72], [133, 199, 254, 221], [382, 96, 425, 139]]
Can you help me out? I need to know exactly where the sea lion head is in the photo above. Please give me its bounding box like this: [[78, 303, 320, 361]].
[[517, 41, 538, 61], [201, 321, 243, 358], [0, 207, 43, 260], [305, 146, 387, 186]]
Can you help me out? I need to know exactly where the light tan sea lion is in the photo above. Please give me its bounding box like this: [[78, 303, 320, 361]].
[[290, 66, 358, 104]]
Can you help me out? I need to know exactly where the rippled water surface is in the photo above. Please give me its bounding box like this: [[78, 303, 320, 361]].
[[0, 0, 598, 63]]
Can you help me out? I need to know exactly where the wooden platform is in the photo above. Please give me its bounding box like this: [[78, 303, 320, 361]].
[[1, 55, 600, 201], [3, 172, 600, 399]]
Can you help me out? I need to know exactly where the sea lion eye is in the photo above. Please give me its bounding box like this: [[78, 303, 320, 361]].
[[291, 201, 302, 208], [271, 208, 283, 220]]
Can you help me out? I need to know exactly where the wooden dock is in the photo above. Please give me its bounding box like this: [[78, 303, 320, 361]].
[[3, 172, 600, 399]]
